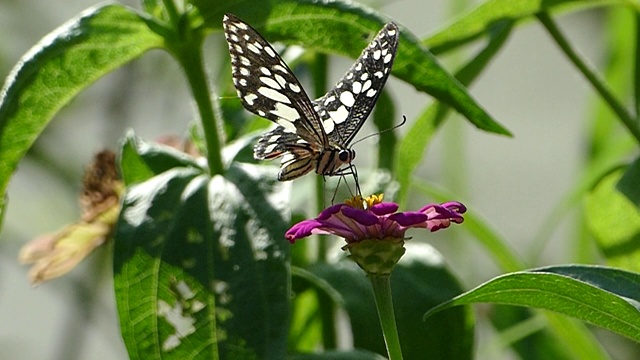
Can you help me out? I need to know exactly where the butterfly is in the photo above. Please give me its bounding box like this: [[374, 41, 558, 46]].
[[222, 13, 399, 187]]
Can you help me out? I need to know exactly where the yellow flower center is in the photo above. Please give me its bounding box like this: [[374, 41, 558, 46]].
[[345, 194, 384, 210], [366, 194, 384, 208]]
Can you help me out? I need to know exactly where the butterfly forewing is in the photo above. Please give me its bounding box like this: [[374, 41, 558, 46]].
[[314, 22, 399, 146], [222, 14, 328, 148]]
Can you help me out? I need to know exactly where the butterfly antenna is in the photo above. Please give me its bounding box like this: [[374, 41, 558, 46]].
[[351, 115, 407, 147]]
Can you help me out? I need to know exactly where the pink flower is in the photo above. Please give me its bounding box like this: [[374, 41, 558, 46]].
[[286, 195, 465, 275], [286, 195, 466, 244]]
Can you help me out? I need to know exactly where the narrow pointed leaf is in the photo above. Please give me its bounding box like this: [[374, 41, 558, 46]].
[[418, 185, 611, 359], [0, 3, 163, 198], [425, 0, 624, 54], [425, 265, 640, 343], [396, 23, 513, 205]]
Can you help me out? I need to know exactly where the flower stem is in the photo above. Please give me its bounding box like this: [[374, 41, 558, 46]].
[[312, 53, 329, 262], [369, 274, 404, 360], [537, 11, 640, 145]]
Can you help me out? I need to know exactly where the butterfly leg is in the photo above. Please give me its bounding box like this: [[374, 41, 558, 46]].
[[330, 175, 343, 205], [332, 163, 362, 198]]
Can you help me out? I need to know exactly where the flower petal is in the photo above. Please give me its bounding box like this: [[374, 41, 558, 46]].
[[284, 197, 466, 245], [441, 201, 467, 214], [317, 204, 344, 220], [342, 206, 379, 226], [285, 219, 322, 243], [285, 216, 364, 243], [370, 202, 398, 216], [420, 201, 466, 217], [388, 212, 428, 227]]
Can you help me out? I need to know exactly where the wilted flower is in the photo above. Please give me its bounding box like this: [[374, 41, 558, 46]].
[[19, 150, 122, 285], [286, 194, 466, 275]]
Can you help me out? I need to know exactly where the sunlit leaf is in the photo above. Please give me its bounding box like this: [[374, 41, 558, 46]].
[[617, 156, 640, 209], [425, 265, 640, 343], [114, 152, 291, 358], [0, 4, 164, 198], [120, 132, 204, 185], [585, 167, 640, 272]]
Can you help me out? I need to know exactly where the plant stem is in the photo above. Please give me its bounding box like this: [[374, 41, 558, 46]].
[[369, 274, 404, 360], [176, 43, 225, 176], [163, 0, 224, 176], [537, 11, 640, 145], [161, 0, 180, 27], [635, 11, 640, 118], [311, 53, 329, 262]]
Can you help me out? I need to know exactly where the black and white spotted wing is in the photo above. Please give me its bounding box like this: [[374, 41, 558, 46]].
[[313, 22, 399, 146], [223, 13, 399, 181]]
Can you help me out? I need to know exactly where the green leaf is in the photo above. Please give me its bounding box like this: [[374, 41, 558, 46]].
[[416, 185, 611, 359], [396, 22, 513, 206], [486, 307, 610, 360], [0, 3, 163, 197], [311, 243, 473, 360], [372, 90, 397, 172], [617, 156, 640, 209], [290, 267, 345, 353], [192, 0, 509, 135], [114, 161, 291, 359], [119, 132, 205, 185], [425, 0, 624, 54], [542, 312, 611, 360], [289, 350, 387, 360], [487, 307, 575, 360], [142, 0, 166, 20], [425, 265, 640, 343], [413, 183, 524, 272], [585, 167, 640, 272], [395, 104, 448, 205]]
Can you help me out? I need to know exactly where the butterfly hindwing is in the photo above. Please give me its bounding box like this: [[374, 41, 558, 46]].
[[314, 22, 399, 146], [254, 126, 310, 159]]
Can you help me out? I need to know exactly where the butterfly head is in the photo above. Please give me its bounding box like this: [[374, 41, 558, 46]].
[[339, 148, 355, 163]]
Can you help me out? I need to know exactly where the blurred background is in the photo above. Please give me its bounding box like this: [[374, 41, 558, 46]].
[[1, 0, 637, 359]]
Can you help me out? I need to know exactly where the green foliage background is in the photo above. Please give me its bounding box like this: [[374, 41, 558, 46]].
[[1, 0, 639, 359]]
